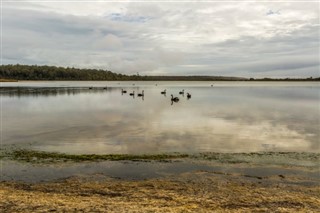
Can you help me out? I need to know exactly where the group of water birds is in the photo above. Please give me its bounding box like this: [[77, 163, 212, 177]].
[[88, 85, 192, 104], [120, 88, 191, 103], [162, 89, 191, 102]]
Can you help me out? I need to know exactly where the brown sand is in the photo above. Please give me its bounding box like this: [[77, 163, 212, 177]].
[[1, 171, 319, 212]]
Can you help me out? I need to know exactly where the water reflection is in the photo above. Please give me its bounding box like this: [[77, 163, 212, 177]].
[[2, 82, 319, 154], [0, 87, 113, 97]]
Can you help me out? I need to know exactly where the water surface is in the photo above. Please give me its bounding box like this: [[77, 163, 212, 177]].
[[2, 81, 319, 154]]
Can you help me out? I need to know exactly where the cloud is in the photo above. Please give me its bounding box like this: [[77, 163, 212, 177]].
[[109, 13, 150, 23], [107, 57, 158, 74], [2, 1, 319, 77], [152, 47, 186, 66], [93, 34, 123, 50], [266, 9, 281, 16]]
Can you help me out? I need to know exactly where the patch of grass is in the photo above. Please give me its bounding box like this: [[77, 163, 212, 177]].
[[7, 149, 190, 163]]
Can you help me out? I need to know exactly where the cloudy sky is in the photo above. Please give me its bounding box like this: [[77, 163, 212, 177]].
[[2, 0, 319, 77]]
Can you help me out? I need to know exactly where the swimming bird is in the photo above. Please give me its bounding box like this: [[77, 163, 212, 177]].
[[129, 91, 135, 96], [171, 94, 179, 102], [179, 89, 184, 95], [138, 90, 144, 97], [121, 88, 127, 93], [161, 89, 166, 94], [187, 93, 191, 99], [89, 87, 93, 90], [103, 86, 107, 90]]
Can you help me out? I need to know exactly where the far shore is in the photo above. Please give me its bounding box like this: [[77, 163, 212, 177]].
[[0, 79, 18, 82], [1, 79, 319, 82]]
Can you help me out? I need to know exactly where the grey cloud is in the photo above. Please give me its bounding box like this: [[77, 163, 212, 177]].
[[2, 2, 319, 77], [3, 9, 92, 35], [229, 56, 319, 73], [93, 34, 124, 50]]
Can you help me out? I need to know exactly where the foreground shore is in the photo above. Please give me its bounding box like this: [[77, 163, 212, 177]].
[[1, 150, 319, 212], [1, 171, 319, 212]]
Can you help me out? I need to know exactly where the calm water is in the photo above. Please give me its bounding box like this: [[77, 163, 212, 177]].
[[1, 81, 319, 154]]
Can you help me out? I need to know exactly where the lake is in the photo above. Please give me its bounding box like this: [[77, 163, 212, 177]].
[[1, 81, 319, 154]]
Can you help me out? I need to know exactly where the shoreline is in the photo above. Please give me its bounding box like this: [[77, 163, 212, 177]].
[[1, 150, 319, 211], [1, 169, 319, 212], [1, 79, 320, 82]]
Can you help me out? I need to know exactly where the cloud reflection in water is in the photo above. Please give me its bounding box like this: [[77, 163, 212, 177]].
[[2, 83, 319, 154]]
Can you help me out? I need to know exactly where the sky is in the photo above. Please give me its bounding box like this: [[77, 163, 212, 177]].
[[1, 0, 319, 77]]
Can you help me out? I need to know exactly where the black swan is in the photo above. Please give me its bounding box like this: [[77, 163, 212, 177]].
[[171, 94, 179, 102], [138, 90, 144, 97]]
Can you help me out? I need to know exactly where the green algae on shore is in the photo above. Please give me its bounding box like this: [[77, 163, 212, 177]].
[[4, 149, 189, 163], [2, 149, 319, 169]]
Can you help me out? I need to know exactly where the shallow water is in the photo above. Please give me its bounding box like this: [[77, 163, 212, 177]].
[[1, 81, 319, 154]]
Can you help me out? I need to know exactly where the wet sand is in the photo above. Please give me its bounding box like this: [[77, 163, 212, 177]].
[[1, 169, 319, 212]]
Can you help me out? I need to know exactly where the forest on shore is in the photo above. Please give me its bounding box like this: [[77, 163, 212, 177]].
[[1, 64, 319, 81]]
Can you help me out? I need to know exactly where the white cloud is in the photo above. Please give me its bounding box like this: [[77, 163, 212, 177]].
[[2, 1, 319, 77], [93, 34, 123, 50]]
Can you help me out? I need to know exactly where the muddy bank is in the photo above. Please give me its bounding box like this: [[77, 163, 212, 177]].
[[1, 172, 319, 212]]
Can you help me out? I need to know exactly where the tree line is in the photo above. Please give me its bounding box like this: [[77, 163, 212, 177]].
[[0, 64, 130, 80], [1, 64, 319, 81], [0, 64, 246, 81]]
